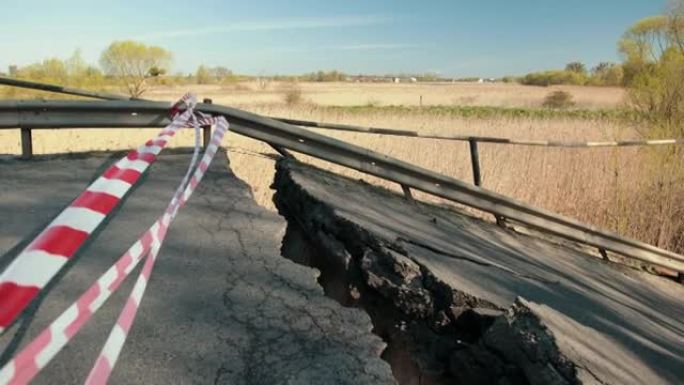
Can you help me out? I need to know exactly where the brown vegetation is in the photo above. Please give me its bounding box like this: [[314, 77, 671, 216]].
[[542, 90, 575, 109]]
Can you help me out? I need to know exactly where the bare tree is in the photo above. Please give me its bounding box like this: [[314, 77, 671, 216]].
[[668, 0, 684, 52], [565, 61, 587, 74], [100, 40, 171, 97]]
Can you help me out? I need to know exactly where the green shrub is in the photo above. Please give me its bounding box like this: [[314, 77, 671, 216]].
[[628, 49, 684, 136], [521, 70, 588, 86], [586, 63, 625, 86], [302, 70, 346, 82], [543, 90, 575, 109]]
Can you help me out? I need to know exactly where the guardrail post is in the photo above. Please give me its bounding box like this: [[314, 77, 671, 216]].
[[469, 138, 505, 226], [202, 98, 213, 148], [269, 143, 295, 159], [400, 184, 415, 203], [468, 138, 482, 187], [20, 128, 33, 159]]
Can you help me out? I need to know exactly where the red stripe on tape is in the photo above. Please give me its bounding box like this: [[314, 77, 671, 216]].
[[146, 139, 167, 147], [71, 191, 120, 215], [118, 298, 138, 333], [12, 328, 51, 383], [88, 357, 112, 384], [126, 151, 156, 163], [110, 252, 134, 292], [29, 226, 89, 257], [65, 284, 101, 338], [0, 283, 40, 327], [102, 166, 142, 185], [140, 231, 154, 249]]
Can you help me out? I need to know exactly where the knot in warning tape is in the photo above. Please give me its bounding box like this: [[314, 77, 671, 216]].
[[168, 92, 195, 119]]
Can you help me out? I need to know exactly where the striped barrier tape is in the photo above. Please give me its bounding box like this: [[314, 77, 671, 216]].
[[0, 94, 197, 335], [86, 116, 228, 385], [169, 93, 194, 118], [0, 112, 228, 384]]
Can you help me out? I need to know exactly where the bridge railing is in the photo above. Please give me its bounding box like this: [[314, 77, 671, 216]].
[[274, 117, 684, 188], [1, 76, 683, 278], [1, 99, 684, 278]]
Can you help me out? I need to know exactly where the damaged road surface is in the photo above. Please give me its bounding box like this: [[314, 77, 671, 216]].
[[0, 152, 395, 384], [273, 159, 684, 385]]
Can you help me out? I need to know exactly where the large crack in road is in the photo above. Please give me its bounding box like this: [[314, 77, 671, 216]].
[[0, 151, 395, 384], [272, 158, 684, 385]]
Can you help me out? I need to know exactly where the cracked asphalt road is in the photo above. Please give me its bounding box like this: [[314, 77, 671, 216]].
[[0, 151, 395, 384], [275, 159, 684, 385]]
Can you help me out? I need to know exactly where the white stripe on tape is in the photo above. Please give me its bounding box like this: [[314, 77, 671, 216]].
[[161, 213, 171, 227], [115, 158, 150, 174], [89, 268, 119, 313], [149, 222, 160, 241], [130, 276, 147, 305], [88, 177, 132, 199], [50, 207, 106, 234], [36, 306, 78, 368], [0, 362, 13, 384], [150, 224, 161, 244], [102, 325, 126, 364], [138, 145, 163, 155], [128, 240, 144, 262], [2, 250, 67, 287]]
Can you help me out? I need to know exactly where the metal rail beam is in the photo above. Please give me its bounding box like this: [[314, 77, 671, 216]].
[[1, 100, 683, 273], [276, 117, 684, 148], [0, 76, 132, 101]]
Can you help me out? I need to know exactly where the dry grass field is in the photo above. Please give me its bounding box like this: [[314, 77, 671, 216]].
[[147, 81, 626, 109], [1, 81, 682, 254]]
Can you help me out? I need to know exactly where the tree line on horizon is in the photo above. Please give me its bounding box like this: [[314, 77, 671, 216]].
[[0, 44, 450, 98]]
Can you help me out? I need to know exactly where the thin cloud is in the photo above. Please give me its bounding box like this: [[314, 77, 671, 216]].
[[140, 15, 392, 40], [338, 43, 423, 51]]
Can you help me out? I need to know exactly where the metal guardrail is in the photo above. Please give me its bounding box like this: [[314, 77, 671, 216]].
[[276, 117, 684, 187], [1, 99, 683, 276], [276, 117, 684, 148]]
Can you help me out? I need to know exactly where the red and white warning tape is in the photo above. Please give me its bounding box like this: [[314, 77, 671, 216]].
[[0, 94, 197, 335], [0, 95, 230, 385], [85, 116, 228, 385]]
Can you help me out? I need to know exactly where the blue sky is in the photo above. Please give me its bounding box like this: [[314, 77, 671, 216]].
[[0, 0, 668, 77]]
